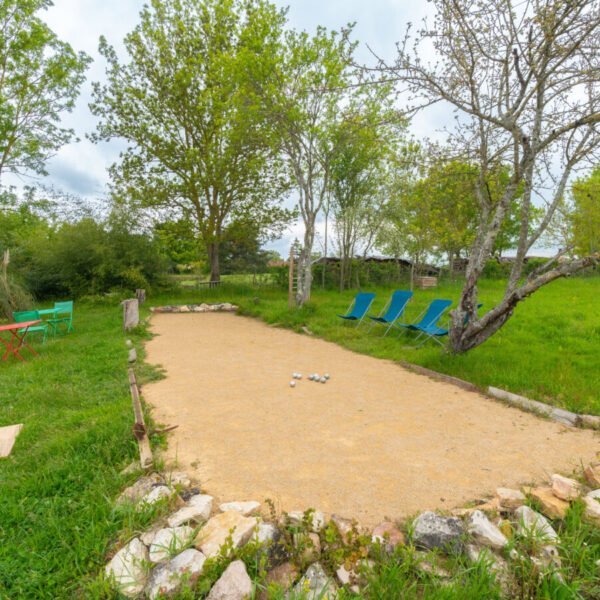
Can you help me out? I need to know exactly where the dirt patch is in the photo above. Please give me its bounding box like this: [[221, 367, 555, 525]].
[[144, 313, 598, 526]]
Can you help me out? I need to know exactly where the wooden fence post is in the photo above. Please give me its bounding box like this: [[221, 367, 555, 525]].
[[135, 289, 146, 304], [123, 299, 139, 331]]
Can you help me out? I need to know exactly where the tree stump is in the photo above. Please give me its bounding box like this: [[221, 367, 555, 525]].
[[123, 299, 139, 331]]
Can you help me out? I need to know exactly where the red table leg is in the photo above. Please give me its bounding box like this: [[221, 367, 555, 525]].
[[0, 327, 37, 361]]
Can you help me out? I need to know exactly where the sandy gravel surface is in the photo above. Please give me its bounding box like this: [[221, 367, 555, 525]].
[[144, 312, 598, 526]]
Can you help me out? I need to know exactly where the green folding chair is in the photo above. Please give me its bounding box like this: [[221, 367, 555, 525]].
[[48, 301, 74, 334], [13, 310, 49, 344]]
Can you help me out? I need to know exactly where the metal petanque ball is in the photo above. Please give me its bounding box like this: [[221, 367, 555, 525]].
[[296, 373, 303, 379], [289, 380, 296, 388], [320, 377, 327, 383], [324, 373, 330, 380]]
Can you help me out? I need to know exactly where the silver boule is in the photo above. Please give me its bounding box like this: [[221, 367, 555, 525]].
[[324, 373, 330, 380], [289, 380, 296, 388], [320, 377, 327, 383]]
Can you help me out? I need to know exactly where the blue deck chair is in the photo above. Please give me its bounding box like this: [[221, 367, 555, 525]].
[[367, 290, 413, 336], [337, 292, 376, 327], [410, 302, 483, 348], [395, 299, 453, 347]]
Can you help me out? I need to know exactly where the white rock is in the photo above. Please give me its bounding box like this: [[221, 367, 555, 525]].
[[587, 489, 600, 500], [128, 348, 137, 363], [168, 471, 191, 487], [515, 506, 559, 542], [583, 496, 600, 522], [149, 526, 194, 563], [137, 485, 173, 511], [146, 548, 206, 599], [105, 537, 149, 597], [141, 526, 162, 547], [168, 495, 213, 527], [219, 501, 260, 516], [294, 562, 338, 599], [551, 474, 581, 500], [207, 559, 252, 600], [496, 487, 526, 510], [195, 511, 257, 558], [287, 510, 326, 532], [117, 474, 163, 504], [467, 510, 508, 549]]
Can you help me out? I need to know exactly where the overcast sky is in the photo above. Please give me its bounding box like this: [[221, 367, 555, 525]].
[[8, 0, 450, 255]]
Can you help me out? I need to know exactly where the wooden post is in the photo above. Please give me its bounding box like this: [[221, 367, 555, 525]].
[[123, 299, 139, 331], [128, 369, 153, 470], [135, 289, 146, 304], [288, 246, 295, 308]]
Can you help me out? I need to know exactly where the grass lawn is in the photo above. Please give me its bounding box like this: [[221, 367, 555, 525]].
[[0, 303, 160, 598], [163, 275, 600, 416]]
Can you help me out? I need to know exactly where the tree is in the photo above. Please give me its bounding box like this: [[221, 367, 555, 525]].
[[265, 26, 357, 305], [570, 166, 600, 256], [90, 0, 292, 283], [382, 0, 600, 352], [0, 0, 89, 178], [330, 103, 407, 290]]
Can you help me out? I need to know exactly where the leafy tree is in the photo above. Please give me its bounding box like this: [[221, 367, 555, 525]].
[[0, 0, 90, 178], [382, 0, 600, 353], [264, 26, 357, 305], [570, 166, 600, 256], [219, 220, 273, 274], [90, 0, 292, 283]]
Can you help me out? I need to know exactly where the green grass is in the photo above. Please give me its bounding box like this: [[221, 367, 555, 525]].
[[162, 276, 600, 415], [0, 302, 159, 598]]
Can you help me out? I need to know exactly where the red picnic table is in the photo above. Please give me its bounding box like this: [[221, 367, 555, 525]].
[[0, 320, 41, 362]]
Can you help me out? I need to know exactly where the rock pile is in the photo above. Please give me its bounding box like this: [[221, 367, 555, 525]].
[[150, 303, 238, 314]]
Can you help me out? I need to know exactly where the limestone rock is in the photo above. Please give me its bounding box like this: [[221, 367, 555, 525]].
[[254, 523, 287, 567], [207, 560, 253, 600], [584, 464, 600, 488], [496, 488, 526, 510], [587, 489, 600, 500], [168, 471, 191, 488], [141, 526, 163, 547], [219, 501, 260, 516], [515, 506, 559, 542], [195, 511, 257, 558], [529, 487, 569, 520], [294, 562, 338, 599], [149, 526, 194, 563], [294, 532, 321, 563], [551, 474, 581, 501], [287, 510, 326, 533], [467, 510, 508, 549], [105, 537, 149, 597], [146, 548, 206, 599], [371, 521, 405, 552], [117, 474, 163, 504], [259, 562, 298, 599], [168, 494, 213, 527], [412, 511, 464, 552], [331, 514, 354, 541], [137, 484, 174, 511], [128, 348, 137, 363], [538, 545, 561, 570], [583, 496, 600, 522]]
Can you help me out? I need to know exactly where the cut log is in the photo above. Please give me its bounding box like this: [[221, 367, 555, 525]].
[[128, 369, 153, 469]]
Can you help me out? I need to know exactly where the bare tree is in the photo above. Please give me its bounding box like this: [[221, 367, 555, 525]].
[[380, 0, 600, 352]]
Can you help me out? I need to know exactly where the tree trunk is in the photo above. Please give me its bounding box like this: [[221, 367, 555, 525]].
[[207, 242, 221, 285]]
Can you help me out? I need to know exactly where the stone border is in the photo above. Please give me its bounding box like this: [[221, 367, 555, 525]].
[[399, 361, 599, 431], [150, 302, 238, 314]]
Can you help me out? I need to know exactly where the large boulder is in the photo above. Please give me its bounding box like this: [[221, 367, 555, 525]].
[[195, 511, 257, 558], [105, 537, 149, 597], [412, 511, 464, 552], [146, 548, 206, 599], [207, 560, 253, 600], [467, 510, 508, 549]]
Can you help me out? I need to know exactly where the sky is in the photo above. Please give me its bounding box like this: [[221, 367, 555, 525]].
[[7, 0, 449, 256]]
